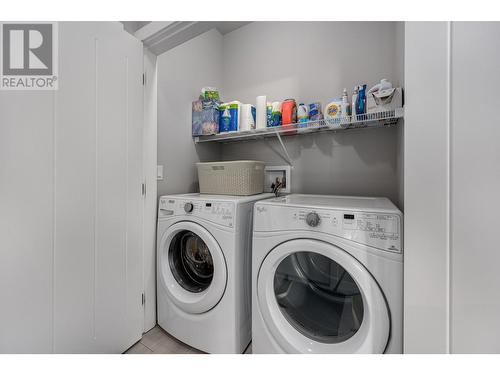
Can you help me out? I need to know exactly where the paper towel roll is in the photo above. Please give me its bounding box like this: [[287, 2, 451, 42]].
[[256, 95, 267, 129], [240, 104, 254, 132]]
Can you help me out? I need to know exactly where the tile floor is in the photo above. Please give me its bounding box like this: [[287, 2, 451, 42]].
[[124, 325, 252, 354]]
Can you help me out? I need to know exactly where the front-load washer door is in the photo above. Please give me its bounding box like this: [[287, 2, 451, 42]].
[[257, 239, 390, 353], [159, 221, 227, 314]]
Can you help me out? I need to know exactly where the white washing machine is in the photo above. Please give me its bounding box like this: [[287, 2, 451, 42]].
[[252, 194, 403, 354], [157, 193, 273, 354]]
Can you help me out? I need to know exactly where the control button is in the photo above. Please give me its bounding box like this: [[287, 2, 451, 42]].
[[306, 212, 321, 227], [184, 202, 194, 213]]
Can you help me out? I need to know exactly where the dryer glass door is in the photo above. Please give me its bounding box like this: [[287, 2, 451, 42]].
[[274, 251, 364, 344], [257, 239, 389, 353]]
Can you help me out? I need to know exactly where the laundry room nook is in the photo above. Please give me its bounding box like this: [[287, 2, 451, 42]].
[[2, 3, 500, 373], [152, 21, 405, 354]]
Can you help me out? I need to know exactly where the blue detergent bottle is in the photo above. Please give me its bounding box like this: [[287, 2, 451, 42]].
[[356, 84, 367, 115]]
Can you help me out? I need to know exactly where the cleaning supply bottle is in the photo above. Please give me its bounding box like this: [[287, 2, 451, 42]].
[[220, 105, 231, 132], [355, 84, 367, 117], [341, 88, 350, 122], [281, 99, 297, 126], [266, 102, 273, 127], [297, 103, 309, 125], [351, 86, 358, 121], [271, 101, 282, 127]]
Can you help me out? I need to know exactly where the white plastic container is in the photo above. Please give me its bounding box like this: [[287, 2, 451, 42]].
[[196, 160, 265, 196]]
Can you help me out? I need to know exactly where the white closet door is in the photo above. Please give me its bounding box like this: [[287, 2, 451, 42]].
[[93, 23, 144, 353], [0, 21, 144, 354], [94, 23, 128, 354], [53, 22, 97, 353], [123, 28, 145, 350], [142, 48, 158, 332], [55, 22, 144, 354], [55, 22, 144, 353]]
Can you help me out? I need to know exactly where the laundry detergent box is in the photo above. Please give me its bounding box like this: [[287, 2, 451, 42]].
[[192, 100, 219, 136]]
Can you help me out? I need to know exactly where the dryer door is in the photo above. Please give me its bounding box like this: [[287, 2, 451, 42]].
[[257, 239, 390, 353], [159, 221, 227, 314]]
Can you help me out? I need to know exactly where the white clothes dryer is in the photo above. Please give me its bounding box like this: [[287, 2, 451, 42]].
[[157, 193, 273, 353], [252, 194, 403, 354]]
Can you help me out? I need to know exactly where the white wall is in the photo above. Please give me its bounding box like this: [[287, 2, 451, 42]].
[[222, 22, 403, 105], [404, 22, 450, 353], [221, 128, 401, 203], [449, 22, 500, 353], [395, 22, 405, 211], [219, 22, 404, 207], [405, 21, 500, 353], [157, 29, 222, 197], [0, 22, 145, 353]]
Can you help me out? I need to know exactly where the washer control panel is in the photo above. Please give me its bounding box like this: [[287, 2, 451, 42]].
[[159, 197, 234, 228], [254, 205, 402, 253]]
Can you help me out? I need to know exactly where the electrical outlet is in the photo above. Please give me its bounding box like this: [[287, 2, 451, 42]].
[[264, 165, 291, 194], [157, 165, 164, 181]]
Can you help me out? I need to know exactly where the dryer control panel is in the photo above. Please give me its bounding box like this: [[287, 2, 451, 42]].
[[158, 197, 235, 228], [254, 205, 402, 253]]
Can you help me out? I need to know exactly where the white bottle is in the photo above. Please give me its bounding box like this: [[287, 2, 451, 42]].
[[341, 88, 350, 121]]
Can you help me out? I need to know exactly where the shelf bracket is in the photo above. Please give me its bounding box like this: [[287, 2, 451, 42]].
[[274, 131, 293, 167]]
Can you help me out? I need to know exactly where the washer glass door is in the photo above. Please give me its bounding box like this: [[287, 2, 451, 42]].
[[160, 221, 227, 314], [169, 230, 214, 293], [257, 239, 390, 353]]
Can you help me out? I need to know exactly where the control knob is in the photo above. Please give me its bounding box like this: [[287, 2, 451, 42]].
[[184, 202, 194, 213], [306, 212, 321, 227]]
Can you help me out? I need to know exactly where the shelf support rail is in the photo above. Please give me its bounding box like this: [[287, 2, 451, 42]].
[[274, 130, 294, 167]]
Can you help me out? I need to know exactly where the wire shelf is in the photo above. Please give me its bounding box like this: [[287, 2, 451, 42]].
[[193, 108, 403, 144]]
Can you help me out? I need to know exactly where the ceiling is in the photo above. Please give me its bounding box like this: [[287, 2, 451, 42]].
[[122, 21, 151, 34], [121, 21, 251, 55]]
